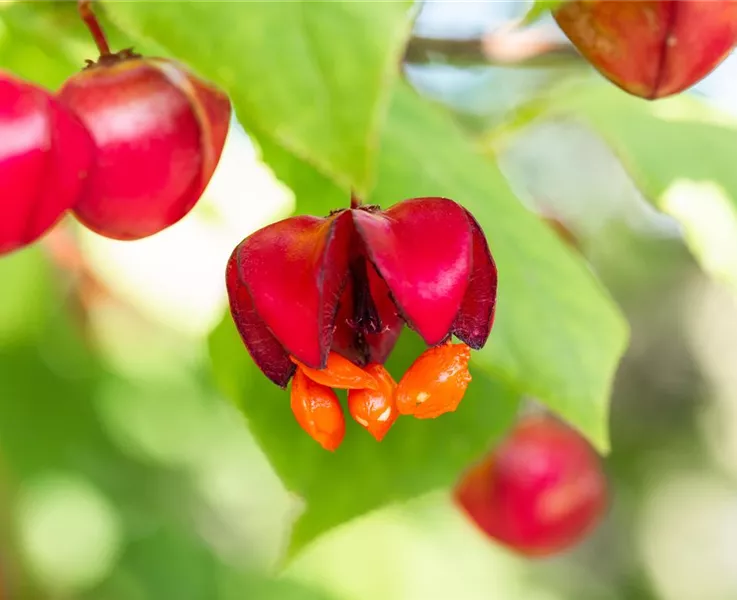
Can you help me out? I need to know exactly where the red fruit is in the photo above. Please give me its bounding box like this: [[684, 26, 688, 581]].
[[57, 51, 231, 240], [454, 416, 608, 557], [555, 0, 737, 99], [0, 72, 93, 255], [290, 367, 346, 451], [226, 197, 497, 387], [347, 363, 399, 441], [395, 342, 472, 419]]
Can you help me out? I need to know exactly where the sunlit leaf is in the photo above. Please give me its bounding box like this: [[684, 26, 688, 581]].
[[542, 83, 737, 294], [101, 0, 414, 195]]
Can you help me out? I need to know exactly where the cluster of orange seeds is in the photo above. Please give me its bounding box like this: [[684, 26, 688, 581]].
[[289, 342, 473, 451]]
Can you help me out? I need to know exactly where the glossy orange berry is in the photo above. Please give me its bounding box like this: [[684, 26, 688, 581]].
[[395, 342, 472, 419], [291, 352, 378, 390], [347, 364, 398, 441], [290, 368, 345, 451]]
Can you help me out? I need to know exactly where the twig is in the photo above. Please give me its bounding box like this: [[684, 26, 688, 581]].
[[404, 23, 581, 68]]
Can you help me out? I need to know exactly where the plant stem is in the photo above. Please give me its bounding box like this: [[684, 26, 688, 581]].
[[350, 190, 362, 209], [78, 0, 111, 56], [404, 24, 581, 68]]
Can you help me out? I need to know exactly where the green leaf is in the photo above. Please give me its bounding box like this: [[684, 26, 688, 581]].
[[523, 0, 566, 24], [377, 87, 627, 451], [0, 1, 109, 86], [101, 0, 414, 195], [543, 83, 737, 295], [209, 316, 520, 556]]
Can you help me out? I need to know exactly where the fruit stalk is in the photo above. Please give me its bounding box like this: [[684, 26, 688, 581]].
[[78, 0, 111, 56], [350, 190, 362, 209]]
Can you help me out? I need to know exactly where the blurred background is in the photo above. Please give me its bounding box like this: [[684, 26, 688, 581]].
[[3, 1, 737, 599]]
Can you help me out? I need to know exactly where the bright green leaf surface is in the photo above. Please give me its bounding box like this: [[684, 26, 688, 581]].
[[102, 0, 413, 195], [209, 317, 520, 556], [544, 84, 737, 293]]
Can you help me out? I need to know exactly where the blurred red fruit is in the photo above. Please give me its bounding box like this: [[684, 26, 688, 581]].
[[0, 72, 93, 255], [555, 0, 737, 99], [57, 51, 231, 240], [454, 415, 608, 557]]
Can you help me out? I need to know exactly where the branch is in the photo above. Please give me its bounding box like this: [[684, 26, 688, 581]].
[[404, 24, 582, 68]]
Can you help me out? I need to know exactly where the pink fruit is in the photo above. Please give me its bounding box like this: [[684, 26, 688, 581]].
[[0, 72, 93, 255], [57, 51, 231, 240]]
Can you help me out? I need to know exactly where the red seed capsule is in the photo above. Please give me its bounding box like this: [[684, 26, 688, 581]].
[[57, 51, 231, 240], [454, 416, 608, 557], [555, 0, 737, 99], [0, 72, 93, 255]]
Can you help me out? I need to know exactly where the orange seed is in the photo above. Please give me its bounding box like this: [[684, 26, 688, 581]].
[[348, 363, 399, 442], [290, 367, 346, 451], [395, 342, 472, 419], [291, 351, 378, 390]]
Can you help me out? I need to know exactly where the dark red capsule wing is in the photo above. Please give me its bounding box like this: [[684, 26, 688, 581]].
[[226, 254, 294, 387], [364, 261, 403, 363], [352, 197, 472, 346], [229, 211, 352, 373], [331, 265, 403, 365], [451, 209, 497, 349]]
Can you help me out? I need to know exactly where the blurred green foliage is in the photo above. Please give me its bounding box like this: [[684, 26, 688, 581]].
[[540, 83, 737, 291]]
